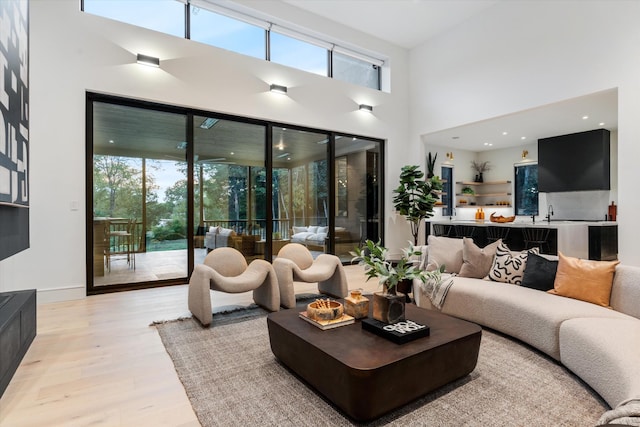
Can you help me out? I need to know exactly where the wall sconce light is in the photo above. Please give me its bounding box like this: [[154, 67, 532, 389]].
[[358, 104, 373, 112], [136, 53, 160, 67], [446, 152, 454, 161], [270, 84, 288, 94], [522, 149, 529, 160]]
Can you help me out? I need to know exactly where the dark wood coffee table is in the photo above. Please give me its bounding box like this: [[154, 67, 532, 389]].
[[267, 301, 482, 422]]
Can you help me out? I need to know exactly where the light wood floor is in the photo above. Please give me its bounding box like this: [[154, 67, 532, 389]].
[[0, 265, 376, 427]]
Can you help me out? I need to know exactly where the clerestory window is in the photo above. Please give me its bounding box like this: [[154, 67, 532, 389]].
[[82, 0, 384, 91]]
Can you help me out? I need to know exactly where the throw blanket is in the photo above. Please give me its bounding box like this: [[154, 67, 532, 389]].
[[598, 399, 640, 426], [419, 274, 454, 310]]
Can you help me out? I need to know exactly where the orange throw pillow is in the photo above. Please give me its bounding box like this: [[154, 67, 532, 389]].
[[548, 252, 619, 307]]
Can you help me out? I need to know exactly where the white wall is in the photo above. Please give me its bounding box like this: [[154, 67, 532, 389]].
[[0, 0, 413, 300], [410, 0, 640, 265]]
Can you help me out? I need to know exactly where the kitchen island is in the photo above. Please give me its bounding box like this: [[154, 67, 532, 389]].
[[428, 219, 617, 260]]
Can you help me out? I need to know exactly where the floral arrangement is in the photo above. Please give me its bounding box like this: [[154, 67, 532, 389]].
[[471, 160, 492, 174]]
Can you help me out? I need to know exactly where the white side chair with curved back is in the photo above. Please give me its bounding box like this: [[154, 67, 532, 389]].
[[188, 247, 280, 326], [273, 243, 348, 309]]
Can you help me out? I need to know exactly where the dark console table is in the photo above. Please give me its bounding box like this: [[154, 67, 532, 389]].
[[0, 289, 36, 397]]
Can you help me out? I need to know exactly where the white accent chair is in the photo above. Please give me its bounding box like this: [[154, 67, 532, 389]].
[[273, 243, 348, 309], [188, 247, 280, 326]]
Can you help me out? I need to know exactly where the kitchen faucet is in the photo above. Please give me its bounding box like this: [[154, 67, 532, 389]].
[[546, 204, 554, 223]]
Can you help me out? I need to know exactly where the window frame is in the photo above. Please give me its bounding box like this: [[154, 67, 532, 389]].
[[514, 162, 539, 217]]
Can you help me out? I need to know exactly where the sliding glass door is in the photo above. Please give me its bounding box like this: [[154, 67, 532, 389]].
[[334, 135, 381, 261], [87, 94, 384, 293], [193, 117, 266, 264], [91, 101, 188, 289], [272, 127, 329, 258]]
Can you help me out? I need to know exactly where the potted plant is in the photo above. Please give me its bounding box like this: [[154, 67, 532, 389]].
[[392, 165, 443, 246], [351, 240, 445, 323], [461, 186, 475, 195], [471, 160, 491, 182]]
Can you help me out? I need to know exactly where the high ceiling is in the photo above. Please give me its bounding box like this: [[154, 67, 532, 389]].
[[94, 1, 618, 155], [283, 0, 618, 152], [283, 0, 499, 49]]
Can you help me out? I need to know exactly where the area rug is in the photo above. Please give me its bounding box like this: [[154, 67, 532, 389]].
[[154, 306, 608, 426]]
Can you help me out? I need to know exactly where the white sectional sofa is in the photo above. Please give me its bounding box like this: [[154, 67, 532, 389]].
[[413, 236, 640, 426]]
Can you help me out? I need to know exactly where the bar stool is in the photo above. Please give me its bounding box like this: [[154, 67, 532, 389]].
[[522, 227, 550, 253], [432, 224, 453, 237], [487, 226, 509, 244], [105, 218, 136, 271], [454, 224, 476, 239]]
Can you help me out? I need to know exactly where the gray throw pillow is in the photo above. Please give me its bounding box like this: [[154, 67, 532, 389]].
[[426, 235, 463, 274], [459, 238, 502, 279]]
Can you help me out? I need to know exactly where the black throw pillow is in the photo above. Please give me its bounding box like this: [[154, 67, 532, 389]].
[[521, 253, 558, 291]]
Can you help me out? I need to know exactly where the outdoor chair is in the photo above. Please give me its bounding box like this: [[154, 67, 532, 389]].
[[188, 247, 280, 326], [273, 243, 348, 309]]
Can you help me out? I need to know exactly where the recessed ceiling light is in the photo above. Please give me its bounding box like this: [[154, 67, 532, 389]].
[[599, 122, 605, 126], [109, 140, 114, 144], [582, 115, 589, 120], [502, 131, 508, 135], [230, 152, 234, 155], [521, 136, 526, 140]]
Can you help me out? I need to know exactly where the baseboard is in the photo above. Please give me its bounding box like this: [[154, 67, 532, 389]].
[[37, 285, 85, 304]]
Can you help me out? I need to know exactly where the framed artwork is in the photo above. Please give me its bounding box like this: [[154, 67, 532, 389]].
[[0, 0, 29, 260]]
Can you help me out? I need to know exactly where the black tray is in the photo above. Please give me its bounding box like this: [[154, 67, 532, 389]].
[[361, 318, 430, 344]]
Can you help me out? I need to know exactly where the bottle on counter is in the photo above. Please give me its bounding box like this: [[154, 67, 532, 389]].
[[608, 202, 617, 221]]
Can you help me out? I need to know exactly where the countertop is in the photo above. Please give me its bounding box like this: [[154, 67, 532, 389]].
[[430, 219, 618, 228]]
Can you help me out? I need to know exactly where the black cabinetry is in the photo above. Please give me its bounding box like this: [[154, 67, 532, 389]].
[[0, 289, 36, 397], [588, 226, 618, 261]]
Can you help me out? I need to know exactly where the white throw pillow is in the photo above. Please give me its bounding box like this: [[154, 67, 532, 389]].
[[292, 226, 308, 234], [307, 226, 319, 234], [488, 242, 539, 285], [208, 226, 220, 234], [317, 226, 328, 234], [426, 235, 464, 274], [218, 228, 235, 237]]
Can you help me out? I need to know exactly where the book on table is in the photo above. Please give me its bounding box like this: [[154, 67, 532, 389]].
[[299, 311, 355, 330]]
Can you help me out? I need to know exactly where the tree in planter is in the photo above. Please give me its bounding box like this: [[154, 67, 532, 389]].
[[392, 165, 443, 246]]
